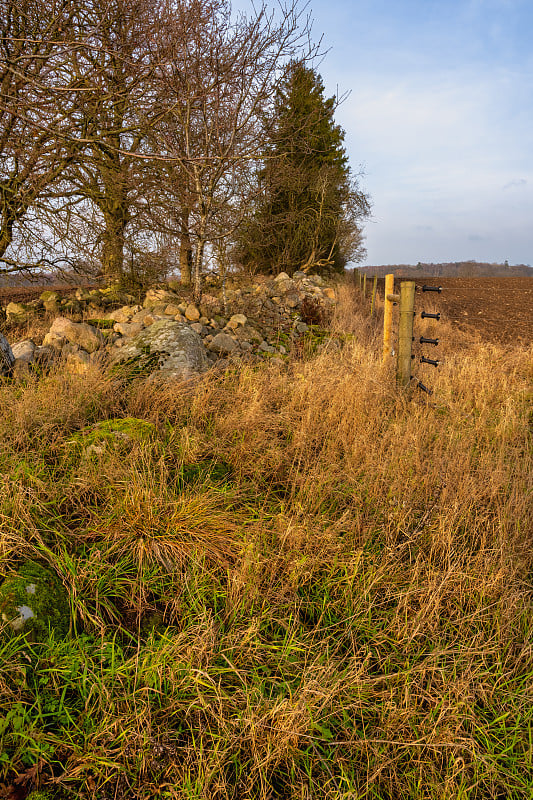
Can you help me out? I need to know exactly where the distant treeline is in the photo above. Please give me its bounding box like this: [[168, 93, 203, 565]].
[[360, 261, 533, 278]]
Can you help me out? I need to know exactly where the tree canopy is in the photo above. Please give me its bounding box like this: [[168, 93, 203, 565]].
[[237, 61, 370, 276], [0, 1, 369, 293]]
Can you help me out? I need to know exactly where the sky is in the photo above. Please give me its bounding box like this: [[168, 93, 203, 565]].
[[293, 0, 533, 266]]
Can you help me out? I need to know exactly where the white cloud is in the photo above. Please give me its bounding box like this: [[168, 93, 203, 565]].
[[327, 66, 533, 263], [503, 178, 527, 189]]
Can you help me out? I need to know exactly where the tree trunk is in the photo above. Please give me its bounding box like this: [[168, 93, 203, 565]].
[[179, 209, 192, 286], [193, 239, 204, 303], [0, 217, 14, 262], [102, 210, 127, 285]]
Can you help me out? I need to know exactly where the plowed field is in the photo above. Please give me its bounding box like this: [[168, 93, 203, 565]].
[[413, 277, 532, 346]]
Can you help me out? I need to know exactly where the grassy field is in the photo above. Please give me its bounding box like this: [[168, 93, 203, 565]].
[[0, 283, 532, 799]]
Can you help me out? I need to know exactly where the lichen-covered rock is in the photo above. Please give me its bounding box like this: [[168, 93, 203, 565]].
[[75, 287, 93, 302], [40, 290, 60, 313], [0, 562, 70, 639], [61, 298, 82, 313], [99, 286, 134, 306], [48, 317, 104, 353], [164, 303, 182, 317], [111, 319, 208, 379], [0, 332, 15, 375], [6, 301, 29, 325], [106, 306, 134, 323]]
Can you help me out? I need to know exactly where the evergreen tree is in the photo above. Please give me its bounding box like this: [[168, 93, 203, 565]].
[[237, 62, 370, 275]]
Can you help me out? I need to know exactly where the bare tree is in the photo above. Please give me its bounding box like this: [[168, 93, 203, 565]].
[[153, 0, 315, 299], [0, 0, 82, 273], [59, 0, 170, 285]]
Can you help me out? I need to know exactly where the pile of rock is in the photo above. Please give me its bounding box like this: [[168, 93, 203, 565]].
[[4, 286, 136, 325], [1, 271, 336, 380]]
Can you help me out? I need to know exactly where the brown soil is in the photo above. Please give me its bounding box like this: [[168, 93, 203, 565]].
[[411, 277, 532, 346], [0, 284, 81, 305]]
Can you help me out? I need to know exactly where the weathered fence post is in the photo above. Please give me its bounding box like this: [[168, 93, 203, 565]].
[[382, 273, 397, 364], [396, 280, 416, 386], [363, 272, 367, 297], [370, 275, 378, 316]]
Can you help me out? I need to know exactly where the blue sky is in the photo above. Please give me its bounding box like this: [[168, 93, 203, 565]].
[[296, 0, 533, 265]]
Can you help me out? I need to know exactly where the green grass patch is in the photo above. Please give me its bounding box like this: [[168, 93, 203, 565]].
[[0, 311, 532, 799]]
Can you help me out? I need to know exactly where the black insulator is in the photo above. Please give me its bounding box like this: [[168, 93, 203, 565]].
[[419, 336, 439, 345], [422, 285, 442, 293], [421, 311, 441, 321], [420, 356, 439, 367], [417, 381, 433, 395]]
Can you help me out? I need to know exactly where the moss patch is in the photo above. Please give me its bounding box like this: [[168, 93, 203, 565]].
[[69, 417, 157, 458], [86, 317, 115, 329], [0, 562, 70, 640]]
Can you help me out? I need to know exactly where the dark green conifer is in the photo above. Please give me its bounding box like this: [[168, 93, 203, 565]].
[[238, 62, 370, 275]]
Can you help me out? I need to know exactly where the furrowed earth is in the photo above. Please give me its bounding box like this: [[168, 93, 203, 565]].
[[413, 277, 532, 346]]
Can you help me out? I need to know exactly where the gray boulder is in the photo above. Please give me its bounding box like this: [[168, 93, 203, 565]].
[[12, 339, 36, 364], [111, 319, 208, 379], [0, 332, 15, 375], [11, 339, 36, 375], [208, 332, 239, 355]]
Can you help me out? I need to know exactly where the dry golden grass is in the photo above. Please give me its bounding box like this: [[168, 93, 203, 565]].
[[0, 279, 531, 799]]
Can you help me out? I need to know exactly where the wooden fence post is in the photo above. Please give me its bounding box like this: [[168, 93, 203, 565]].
[[382, 273, 396, 363], [370, 275, 377, 316], [363, 272, 367, 297], [396, 280, 416, 386]]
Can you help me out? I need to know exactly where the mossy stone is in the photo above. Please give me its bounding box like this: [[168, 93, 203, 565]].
[[88, 318, 115, 329], [71, 417, 157, 456], [0, 562, 70, 639]]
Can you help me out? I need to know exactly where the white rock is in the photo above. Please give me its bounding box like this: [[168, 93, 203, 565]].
[[11, 339, 35, 363]]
